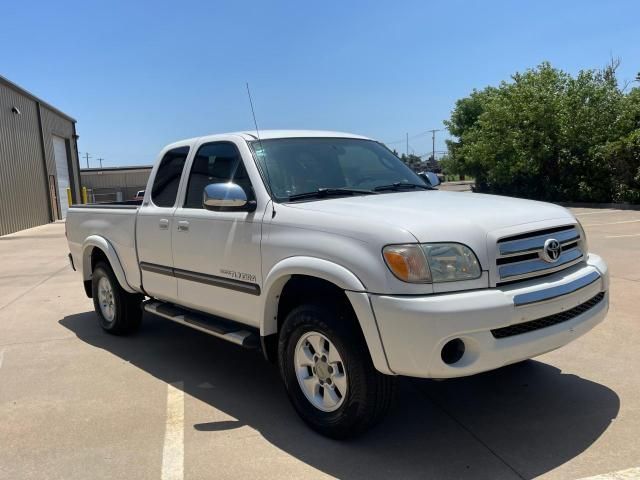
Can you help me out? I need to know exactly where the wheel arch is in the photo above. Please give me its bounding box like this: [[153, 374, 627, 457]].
[[81, 236, 136, 294], [260, 257, 393, 375]]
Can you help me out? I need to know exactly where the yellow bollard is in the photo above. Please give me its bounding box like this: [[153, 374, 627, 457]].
[[66, 188, 73, 206], [82, 186, 88, 204]]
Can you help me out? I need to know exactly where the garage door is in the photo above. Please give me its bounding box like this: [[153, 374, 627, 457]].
[[52, 136, 70, 219]]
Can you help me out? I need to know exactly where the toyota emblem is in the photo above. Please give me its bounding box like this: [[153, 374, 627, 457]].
[[542, 238, 562, 263]]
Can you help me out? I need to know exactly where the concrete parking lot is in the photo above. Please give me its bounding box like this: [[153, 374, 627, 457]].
[[1, 207, 639, 480]]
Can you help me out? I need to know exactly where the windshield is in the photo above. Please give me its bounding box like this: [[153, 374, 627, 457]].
[[249, 137, 426, 201]]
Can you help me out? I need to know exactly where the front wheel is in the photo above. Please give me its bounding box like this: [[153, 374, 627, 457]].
[[92, 262, 143, 335], [278, 304, 395, 439]]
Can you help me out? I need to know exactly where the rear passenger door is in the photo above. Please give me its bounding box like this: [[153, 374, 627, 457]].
[[136, 146, 190, 302], [171, 141, 263, 326]]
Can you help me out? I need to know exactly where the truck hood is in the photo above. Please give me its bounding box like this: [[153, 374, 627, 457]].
[[284, 190, 575, 245]]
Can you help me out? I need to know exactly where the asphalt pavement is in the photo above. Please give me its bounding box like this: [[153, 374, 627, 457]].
[[1, 206, 639, 480]]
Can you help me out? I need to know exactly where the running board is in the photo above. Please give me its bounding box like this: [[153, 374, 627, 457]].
[[143, 300, 259, 349]]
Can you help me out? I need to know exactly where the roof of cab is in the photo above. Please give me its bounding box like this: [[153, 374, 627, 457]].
[[163, 130, 372, 150], [232, 130, 371, 141]]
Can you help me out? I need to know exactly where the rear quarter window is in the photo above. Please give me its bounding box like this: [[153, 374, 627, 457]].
[[151, 146, 190, 207]]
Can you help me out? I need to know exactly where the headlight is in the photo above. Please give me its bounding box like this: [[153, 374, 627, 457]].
[[382, 245, 432, 283], [575, 218, 589, 253], [422, 243, 482, 282], [383, 243, 481, 283]]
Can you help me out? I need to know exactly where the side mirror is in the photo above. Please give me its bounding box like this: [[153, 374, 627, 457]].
[[203, 183, 256, 211], [421, 171, 441, 187]]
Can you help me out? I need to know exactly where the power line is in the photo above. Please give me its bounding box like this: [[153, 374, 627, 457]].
[[383, 129, 442, 146]]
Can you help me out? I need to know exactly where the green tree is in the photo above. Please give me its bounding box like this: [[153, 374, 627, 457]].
[[445, 61, 640, 203], [594, 88, 640, 202]]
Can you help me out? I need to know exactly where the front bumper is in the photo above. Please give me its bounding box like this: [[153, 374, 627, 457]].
[[370, 254, 609, 378]]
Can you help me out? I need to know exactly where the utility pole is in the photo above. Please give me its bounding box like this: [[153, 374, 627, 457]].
[[427, 129, 441, 162], [98, 158, 104, 168], [406, 132, 409, 157], [82, 152, 91, 169]]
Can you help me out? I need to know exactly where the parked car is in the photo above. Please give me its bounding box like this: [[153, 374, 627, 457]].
[[66, 130, 609, 438], [133, 190, 145, 201]]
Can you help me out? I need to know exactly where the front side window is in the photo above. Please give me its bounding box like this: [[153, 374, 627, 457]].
[[184, 142, 253, 209], [151, 146, 190, 207], [249, 138, 425, 201]]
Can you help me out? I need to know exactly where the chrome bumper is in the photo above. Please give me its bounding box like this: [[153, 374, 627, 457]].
[[513, 270, 601, 306]]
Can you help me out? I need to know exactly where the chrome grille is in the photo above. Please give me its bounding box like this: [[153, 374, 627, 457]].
[[496, 225, 584, 284]]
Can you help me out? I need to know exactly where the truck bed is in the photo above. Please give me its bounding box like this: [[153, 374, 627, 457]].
[[66, 204, 142, 292], [74, 199, 142, 208]]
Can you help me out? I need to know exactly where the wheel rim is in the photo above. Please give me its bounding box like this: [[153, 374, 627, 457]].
[[294, 331, 347, 412], [97, 276, 116, 322]]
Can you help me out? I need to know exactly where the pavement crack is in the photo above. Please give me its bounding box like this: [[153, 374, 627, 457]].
[[410, 381, 526, 480]]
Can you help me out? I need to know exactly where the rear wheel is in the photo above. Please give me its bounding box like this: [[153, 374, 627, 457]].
[[92, 262, 143, 335], [278, 303, 395, 439]]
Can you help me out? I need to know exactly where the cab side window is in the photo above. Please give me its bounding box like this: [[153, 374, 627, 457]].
[[151, 146, 190, 207], [184, 142, 253, 209]]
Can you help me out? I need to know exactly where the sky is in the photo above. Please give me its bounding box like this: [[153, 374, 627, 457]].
[[2, 0, 639, 167]]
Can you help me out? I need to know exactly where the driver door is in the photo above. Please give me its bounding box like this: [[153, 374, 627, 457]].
[[171, 141, 263, 326]]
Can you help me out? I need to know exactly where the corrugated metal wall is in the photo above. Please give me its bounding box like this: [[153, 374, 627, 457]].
[[81, 168, 151, 201], [0, 83, 50, 236], [0, 78, 80, 236]]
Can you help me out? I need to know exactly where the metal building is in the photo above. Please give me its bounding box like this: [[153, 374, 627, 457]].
[[0, 75, 81, 236], [81, 165, 152, 203]]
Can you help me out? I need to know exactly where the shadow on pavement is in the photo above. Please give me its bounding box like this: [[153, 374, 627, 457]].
[[60, 312, 619, 480]]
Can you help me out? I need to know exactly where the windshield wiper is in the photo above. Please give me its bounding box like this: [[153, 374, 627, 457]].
[[287, 187, 379, 201], [373, 182, 434, 192]]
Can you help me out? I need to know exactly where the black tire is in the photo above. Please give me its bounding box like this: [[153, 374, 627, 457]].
[[278, 303, 396, 439], [92, 261, 143, 335]]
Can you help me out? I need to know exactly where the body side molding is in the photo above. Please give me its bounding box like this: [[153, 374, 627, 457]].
[[139, 262, 261, 295]]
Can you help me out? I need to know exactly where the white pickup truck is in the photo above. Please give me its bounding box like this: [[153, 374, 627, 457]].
[[66, 130, 609, 438]]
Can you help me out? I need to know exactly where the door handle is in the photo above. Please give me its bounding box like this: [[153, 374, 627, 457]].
[[177, 220, 190, 232], [159, 219, 169, 230]]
